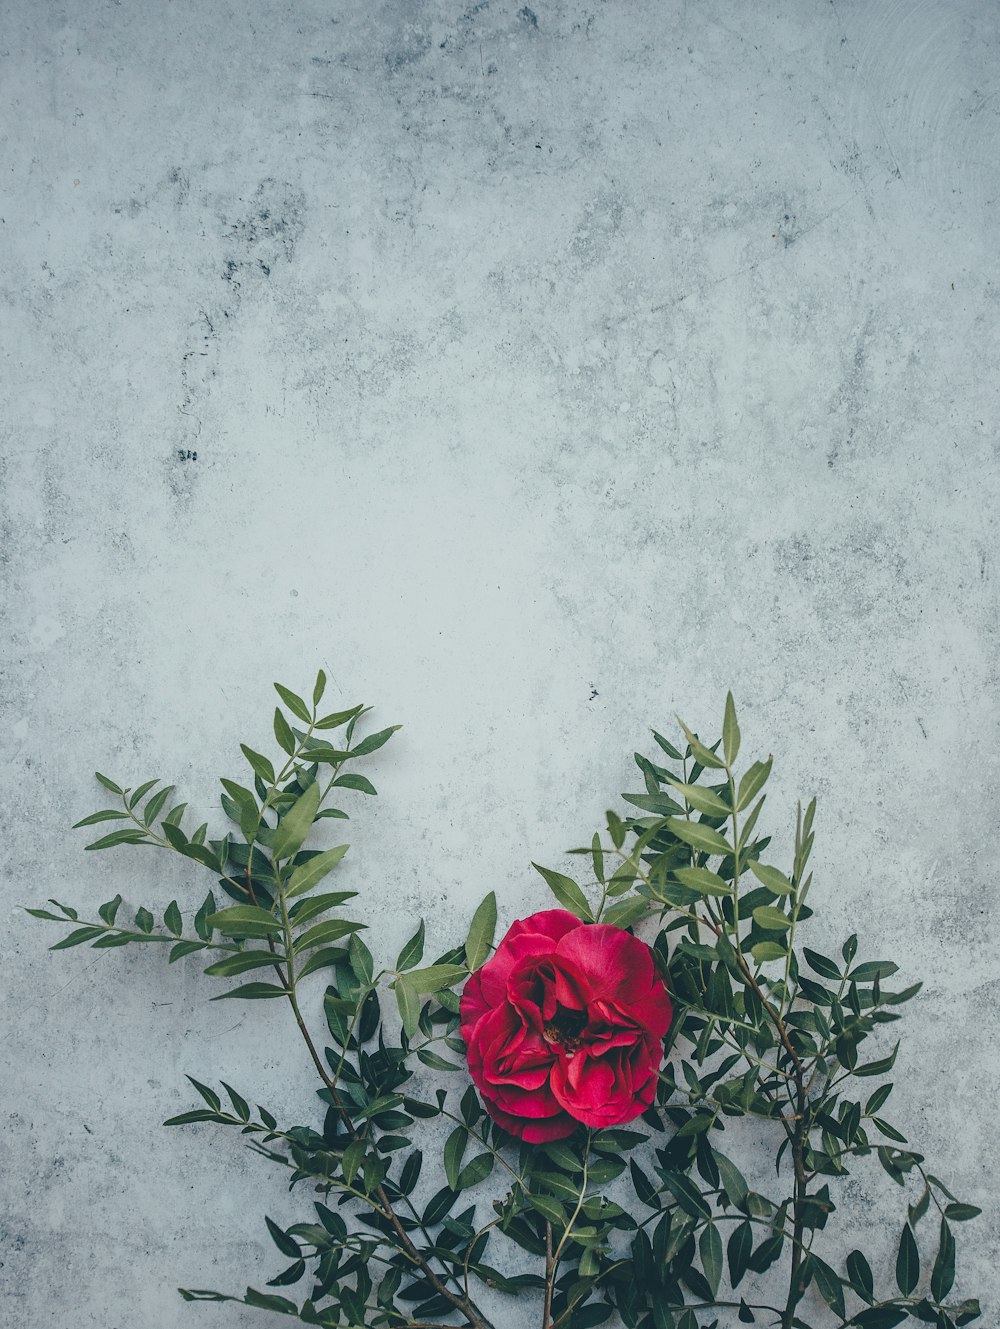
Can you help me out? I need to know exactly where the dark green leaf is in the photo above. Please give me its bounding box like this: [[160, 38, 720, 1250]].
[[240, 745, 276, 785], [531, 863, 593, 920], [72, 810, 128, 828], [315, 704, 363, 730], [465, 892, 497, 972], [813, 1255, 846, 1319], [666, 816, 732, 856], [846, 1249, 874, 1303], [896, 1223, 919, 1295], [723, 692, 740, 765], [84, 829, 148, 851], [95, 771, 123, 795], [700, 1222, 722, 1296], [273, 708, 296, 755], [944, 1203, 982, 1221], [207, 905, 281, 938], [728, 1221, 752, 1287], [210, 982, 289, 1001], [285, 845, 349, 898], [748, 862, 793, 895], [752, 905, 790, 930], [804, 948, 841, 980], [332, 773, 377, 795], [850, 960, 899, 983], [273, 682, 311, 723], [737, 757, 772, 811], [350, 725, 401, 757], [50, 926, 105, 950], [930, 1217, 955, 1300], [163, 900, 183, 937], [265, 1215, 301, 1259], [270, 781, 321, 861], [673, 866, 731, 897], [396, 919, 425, 971]]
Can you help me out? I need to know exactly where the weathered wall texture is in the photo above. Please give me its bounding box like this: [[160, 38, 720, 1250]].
[[2, 1, 998, 1325]]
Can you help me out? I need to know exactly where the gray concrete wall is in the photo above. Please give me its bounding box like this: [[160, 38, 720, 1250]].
[[2, 1, 997, 1325]]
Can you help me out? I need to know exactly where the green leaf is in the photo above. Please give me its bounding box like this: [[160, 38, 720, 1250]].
[[210, 982, 289, 1001], [349, 933, 374, 985], [207, 905, 281, 938], [288, 891, 357, 927], [662, 1172, 711, 1218], [134, 907, 154, 933], [396, 919, 425, 970], [673, 866, 731, 897], [714, 1150, 748, 1206], [98, 895, 123, 926], [665, 817, 732, 857], [804, 948, 841, 980], [444, 1126, 468, 1189], [95, 771, 123, 795], [528, 1193, 565, 1226], [930, 1217, 955, 1300], [700, 1222, 722, 1297], [747, 861, 794, 895], [813, 1255, 846, 1319], [50, 926, 106, 950], [164, 901, 183, 937], [751, 941, 786, 963], [665, 779, 729, 816], [751, 905, 790, 931], [311, 670, 327, 706], [203, 952, 282, 978], [194, 891, 215, 941], [465, 892, 497, 972], [723, 692, 740, 765], [395, 976, 420, 1039], [850, 960, 899, 983], [72, 809, 128, 828], [143, 785, 174, 826], [895, 1223, 919, 1295], [332, 773, 376, 795], [297, 946, 349, 980], [285, 845, 349, 898], [128, 779, 159, 810], [417, 1048, 460, 1071], [457, 1152, 494, 1189], [531, 863, 593, 920], [84, 829, 148, 851], [274, 683, 311, 724], [846, 1249, 874, 1302], [727, 1220, 752, 1287], [315, 704, 363, 730], [602, 897, 649, 928], [169, 940, 206, 962], [854, 1042, 899, 1077], [736, 757, 772, 811], [405, 963, 467, 994], [273, 707, 296, 755], [270, 780, 321, 861], [944, 1203, 982, 1221], [265, 1215, 302, 1259], [292, 919, 363, 953], [676, 718, 726, 769], [350, 725, 401, 757], [240, 744, 275, 785]]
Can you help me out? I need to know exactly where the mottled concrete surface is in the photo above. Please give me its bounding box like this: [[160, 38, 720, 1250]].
[[2, 1, 999, 1325]]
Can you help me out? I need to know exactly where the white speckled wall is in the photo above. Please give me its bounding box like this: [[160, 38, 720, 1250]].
[[2, 1, 997, 1325]]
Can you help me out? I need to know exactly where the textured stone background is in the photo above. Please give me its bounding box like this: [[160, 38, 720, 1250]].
[[2, 0, 998, 1325]]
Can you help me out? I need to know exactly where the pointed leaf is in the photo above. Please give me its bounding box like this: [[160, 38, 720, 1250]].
[[270, 780, 321, 861]]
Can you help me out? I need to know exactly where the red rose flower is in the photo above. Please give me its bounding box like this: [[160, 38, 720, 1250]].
[[460, 909, 672, 1142]]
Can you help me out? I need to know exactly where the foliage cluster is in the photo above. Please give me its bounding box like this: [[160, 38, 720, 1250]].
[[30, 678, 982, 1329]]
